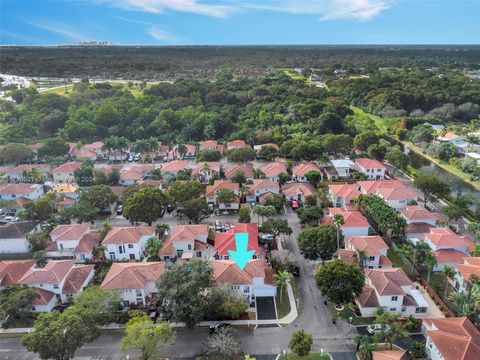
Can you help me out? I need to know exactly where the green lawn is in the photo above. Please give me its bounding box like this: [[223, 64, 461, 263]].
[[279, 352, 332, 360], [328, 303, 375, 326], [387, 248, 417, 277], [276, 286, 291, 318], [40, 84, 74, 96]]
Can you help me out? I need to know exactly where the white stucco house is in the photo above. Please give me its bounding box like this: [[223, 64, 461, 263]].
[[102, 226, 155, 261]]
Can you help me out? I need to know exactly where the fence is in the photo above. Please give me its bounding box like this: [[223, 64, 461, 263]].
[[418, 278, 455, 318]]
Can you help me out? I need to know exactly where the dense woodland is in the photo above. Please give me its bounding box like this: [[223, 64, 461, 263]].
[[1, 45, 480, 79]]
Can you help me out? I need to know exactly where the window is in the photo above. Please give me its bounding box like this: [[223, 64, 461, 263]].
[[369, 256, 375, 261], [128, 244, 134, 249], [224, 256, 229, 260], [109, 252, 116, 260], [196, 251, 202, 258], [129, 254, 136, 260], [187, 244, 192, 250], [377, 169, 382, 172], [389, 307, 396, 312], [118, 245, 124, 254], [401, 307, 406, 312], [391, 296, 398, 301], [59, 243, 64, 250], [79, 253, 86, 261], [53, 284, 59, 290], [416, 307, 427, 313], [243, 286, 249, 293]]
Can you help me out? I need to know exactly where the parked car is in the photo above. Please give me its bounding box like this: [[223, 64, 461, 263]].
[[261, 233, 274, 241], [128, 155, 134, 162], [291, 266, 300, 277], [215, 220, 223, 232], [208, 322, 231, 334], [4, 216, 14, 222], [133, 154, 141, 162], [291, 200, 299, 210], [116, 205, 123, 215], [166, 204, 174, 213], [367, 323, 390, 335]]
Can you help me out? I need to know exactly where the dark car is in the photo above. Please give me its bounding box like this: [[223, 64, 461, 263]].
[[291, 266, 300, 277], [208, 322, 231, 334]]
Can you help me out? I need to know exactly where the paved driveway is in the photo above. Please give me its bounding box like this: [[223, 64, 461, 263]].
[[256, 297, 277, 320]]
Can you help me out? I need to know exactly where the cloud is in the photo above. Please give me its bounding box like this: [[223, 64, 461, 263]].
[[99, 0, 236, 18], [148, 26, 182, 43], [25, 21, 87, 40], [246, 0, 394, 21]]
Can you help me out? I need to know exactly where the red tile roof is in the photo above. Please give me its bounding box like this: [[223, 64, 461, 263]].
[[323, 208, 369, 228], [372, 350, 408, 360], [62, 265, 94, 294], [206, 180, 239, 197], [424, 317, 480, 360], [224, 163, 254, 179], [214, 223, 260, 256], [292, 162, 320, 177], [401, 205, 441, 222], [19, 260, 75, 285], [211, 259, 270, 285], [358, 180, 419, 201], [161, 160, 189, 173], [192, 162, 221, 176], [424, 228, 473, 250], [339, 249, 358, 264], [457, 257, 480, 282], [365, 268, 412, 296], [358, 284, 379, 308], [0, 260, 35, 287], [101, 262, 166, 290], [199, 140, 218, 149], [227, 139, 249, 148], [281, 182, 315, 198], [247, 179, 279, 193], [260, 161, 287, 178], [328, 183, 360, 200], [347, 236, 389, 257], [0, 183, 41, 195], [355, 158, 386, 169], [75, 232, 100, 254], [160, 224, 209, 256], [434, 249, 468, 265], [52, 161, 82, 174], [102, 226, 155, 245], [50, 224, 90, 242], [33, 288, 56, 305]]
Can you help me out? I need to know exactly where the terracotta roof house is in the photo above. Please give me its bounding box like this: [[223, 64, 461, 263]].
[[400, 205, 443, 226], [192, 161, 221, 183], [159, 224, 211, 260], [101, 262, 166, 307], [224, 162, 254, 181], [70, 146, 97, 161], [328, 183, 360, 208], [356, 268, 429, 318], [119, 164, 156, 185], [0, 260, 36, 289], [214, 223, 261, 260], [454, 257, 480, 292], [52, 161, 82, 183], [358, 180, 420, 210], [211, 259, 275, 304], [19, 260, 94, 305], [102, 226, 155, 261], [47, 224, 100, 262], [31, 287, 58, 312], [206, 179, 240, 210], [259, 161, 288, 183], [0, 221, 41, 254], [338, 249, 359, 264], [413, 228, 474, 271], [355, 158, 387, 180], [292, 162, 321, 182], [245, 179, 280, 203], [323, 208, 370, 239], [0, 183, 44, 203], [372, 350, 409, 360], [282, 182, 315, 202], [83, 141, 105, 158], [2, 164, 50, 182], [422, 317, 480, 360], [161, 160, 189, 179], [345, 235, 392, 269], [226, 139, 250, 151], [199, 140, 219, 151]]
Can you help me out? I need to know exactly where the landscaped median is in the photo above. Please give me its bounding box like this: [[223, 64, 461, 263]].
[[278, 352, 332, 360]]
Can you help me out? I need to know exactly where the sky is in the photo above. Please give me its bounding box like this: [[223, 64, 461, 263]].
[[1, 0, 479, 45]]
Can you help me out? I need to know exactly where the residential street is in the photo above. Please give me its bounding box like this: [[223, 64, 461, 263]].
[[0, 208, 357, 360]]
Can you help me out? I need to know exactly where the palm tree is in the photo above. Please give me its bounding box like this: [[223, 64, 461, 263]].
[[155, 224, 170, 239], [273, 270, 291, 304], [253, 168, 266, 179], [356, 335, 376, 360], [177, 144, 187, 159], [442, 266, 455, 300], [426, 254, 437, 283], [333, 214, 345, 259], [448, 284, 480, 319], [357, 249, 368, 268], [467, 222, 480, 245]]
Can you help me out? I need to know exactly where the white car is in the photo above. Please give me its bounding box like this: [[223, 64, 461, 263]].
[[261, 234, 274, 241], [367, 323, 391, 335], [4, 216, 15, 222]]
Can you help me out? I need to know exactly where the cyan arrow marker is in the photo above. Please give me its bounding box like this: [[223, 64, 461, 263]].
[[228, 232, 255, 270]]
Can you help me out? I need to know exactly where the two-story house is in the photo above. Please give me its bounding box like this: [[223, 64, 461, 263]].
[[206, 180, 240, 210], [211, 259, 276, 305], [0, 259, 36, 289], [400, 205, 442, 226], [422, 317, 480, 360], [119, 165, 156, 185], [214, 223, 261, 260], [168, 144, 197, 160], [158, 224, 211, 260], [160, 160, 189, 179], [322, 208, 370, 239], [356, 268, 429, 318], [412, 228, 474, 271], [101, 262, 166, 307], [0, 183, 44, 202], [226, 139, 250, 151], [329, 159, 355, 179], [292, 162, 321, 182], [3, 164, 50, 182], [102, 226, 155, 261], [192, 162, 221, 183], [48, 224, 99, 262], [259, 162, 288, 183], [328, 183, 360, 208], [358, 180, 420, 210], [245, 179, 280, 203], [18, 260, 94, 309], [354, 158, 386, 180], [224, 163, 254, 181], [281, 182, 316, 202], [454, 257, 480, 292], [0, 221, 40, 254], [345, 236, 392, 269], [52, 161, 82, 183]]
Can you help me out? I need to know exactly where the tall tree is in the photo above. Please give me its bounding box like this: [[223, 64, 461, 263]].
[[124, 186, 168, 225], [0, 285, 38, 328], [288, 329, 313, 357], [184, 198, 211, 224], [259, 219, 292, 241], [298, 224, 340, 262], [273, 270, 291, 304], [414, 175, 451, 204]]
